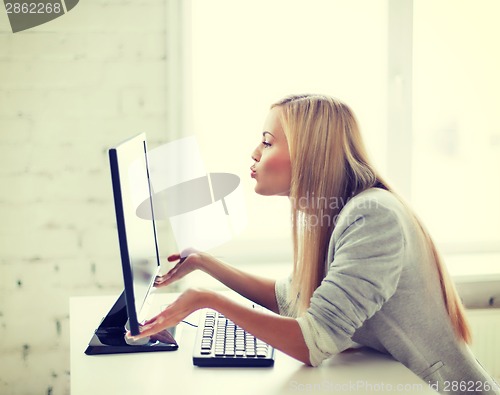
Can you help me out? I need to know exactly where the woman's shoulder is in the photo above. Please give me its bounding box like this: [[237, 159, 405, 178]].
[[324, 188, 408, 266], [339, 187, 404, 219], [331, 187, 410, 241]]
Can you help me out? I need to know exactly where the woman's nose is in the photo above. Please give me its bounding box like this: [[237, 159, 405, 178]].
[[251, 146, 261, 162]]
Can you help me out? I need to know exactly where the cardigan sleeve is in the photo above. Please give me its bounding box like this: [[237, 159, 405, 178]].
[[275, 275, 296, 317], [297, 199, 406, 366]]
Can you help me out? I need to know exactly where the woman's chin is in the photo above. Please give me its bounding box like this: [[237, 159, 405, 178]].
[[254, 184, 289, 197], [253, 183, 269, 196], [253, 185, 265, 195]]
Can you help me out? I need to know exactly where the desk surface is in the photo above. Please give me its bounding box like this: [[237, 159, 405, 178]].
[[70, 293, 437, 395]]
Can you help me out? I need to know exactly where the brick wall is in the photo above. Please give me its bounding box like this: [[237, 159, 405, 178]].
[[0, 2, 170, 394]]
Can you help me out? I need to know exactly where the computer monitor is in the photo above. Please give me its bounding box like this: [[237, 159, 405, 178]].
[[85, 133, 178, 355], [109, 133, 161, 336]]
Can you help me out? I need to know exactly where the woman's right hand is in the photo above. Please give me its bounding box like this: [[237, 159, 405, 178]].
[[154, 249, 280, 313], [154, 250, 204, 288]]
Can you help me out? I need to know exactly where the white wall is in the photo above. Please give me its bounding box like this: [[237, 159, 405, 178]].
[[0, 1, 169, 394]]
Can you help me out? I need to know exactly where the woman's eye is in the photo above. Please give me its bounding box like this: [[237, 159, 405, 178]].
[[262, 141, 271, 148]]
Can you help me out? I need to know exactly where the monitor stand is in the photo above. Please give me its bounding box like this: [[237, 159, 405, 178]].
[[84, 291, 178, 355]]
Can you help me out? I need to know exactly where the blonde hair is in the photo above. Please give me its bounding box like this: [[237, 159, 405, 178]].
[[271, 94, 471, 343]]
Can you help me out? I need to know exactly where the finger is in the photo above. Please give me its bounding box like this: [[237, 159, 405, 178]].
[[126, 327, 150, 340], [154, 274, 165, 283], [154, 274, 169, 285], [155, 268, 177, 285], [167, 253, 181, 262], [154, 279, 165, 288], [126, 321, 156, 340], [142, 314, 161, 326], [156, 271, 174, 284], [165, 267, 180, 279], [133, 322, 162, 339]]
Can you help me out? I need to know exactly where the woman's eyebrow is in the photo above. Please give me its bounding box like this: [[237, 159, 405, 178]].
[[263, 131, 275, 138]]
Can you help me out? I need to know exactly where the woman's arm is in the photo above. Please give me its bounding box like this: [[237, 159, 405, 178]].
[[198, 254, 280, 314], [156, 252, 280, 314], [130, 288, 311, 365]]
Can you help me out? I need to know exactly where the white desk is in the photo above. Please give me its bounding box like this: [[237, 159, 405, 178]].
[[70, 293, 437, 395]]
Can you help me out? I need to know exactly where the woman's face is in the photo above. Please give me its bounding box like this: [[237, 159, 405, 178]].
[[250, 107, 292, 196]]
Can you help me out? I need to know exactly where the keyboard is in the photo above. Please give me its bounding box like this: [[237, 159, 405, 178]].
[[192, 309, 275, 367]]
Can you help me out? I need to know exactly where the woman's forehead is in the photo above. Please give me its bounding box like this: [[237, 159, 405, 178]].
[[263, 108, 285, 138]]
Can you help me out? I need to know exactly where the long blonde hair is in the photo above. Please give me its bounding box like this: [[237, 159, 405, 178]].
[[272, 94, 471, 343]]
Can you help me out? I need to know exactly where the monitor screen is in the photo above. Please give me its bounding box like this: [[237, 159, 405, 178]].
[[109, 133, 160, 336]]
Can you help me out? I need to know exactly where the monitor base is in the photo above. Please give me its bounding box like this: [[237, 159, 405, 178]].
[[84, 291, 178, 355]]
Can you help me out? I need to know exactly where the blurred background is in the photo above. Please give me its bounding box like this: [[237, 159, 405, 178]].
[[0, 0, 499, 394]]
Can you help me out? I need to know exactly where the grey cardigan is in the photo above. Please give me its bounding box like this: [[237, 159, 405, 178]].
[[276, 188, 499, 395]]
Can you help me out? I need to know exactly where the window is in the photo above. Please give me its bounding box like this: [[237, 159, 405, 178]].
[[412, 0, 500, 253], [175, 0, 500, 265]]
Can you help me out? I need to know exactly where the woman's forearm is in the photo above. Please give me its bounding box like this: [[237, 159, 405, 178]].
[[207, 291, 311, 365], [198, 254, 280, 313], [129, 288, 311, 365]]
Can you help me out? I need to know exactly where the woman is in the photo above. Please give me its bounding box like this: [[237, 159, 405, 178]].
[[131, 94, 499, 394]]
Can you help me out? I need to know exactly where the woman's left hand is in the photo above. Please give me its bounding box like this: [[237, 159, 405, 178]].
[[127, 288, 212, 340]]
